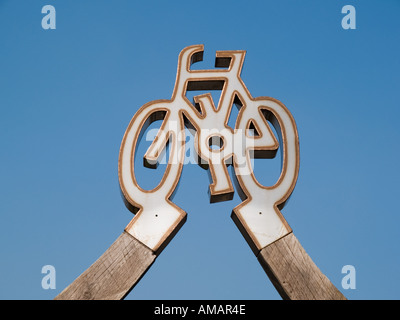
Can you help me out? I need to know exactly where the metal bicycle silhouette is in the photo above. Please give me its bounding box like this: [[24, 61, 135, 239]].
[[56, 45, 346, 300], [119, 44, 299, 254]]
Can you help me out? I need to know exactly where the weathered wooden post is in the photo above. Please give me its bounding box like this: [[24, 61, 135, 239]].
[[55, 45, 346, 300]]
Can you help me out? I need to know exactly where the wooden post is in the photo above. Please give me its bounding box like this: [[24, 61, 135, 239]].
[[55, 232, 156, 300], [257, 232, 346, 300]]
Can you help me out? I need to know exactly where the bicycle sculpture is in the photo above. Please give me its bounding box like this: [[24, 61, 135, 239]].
[[56, 45, 346, 300], [119, 44, 298, 254]]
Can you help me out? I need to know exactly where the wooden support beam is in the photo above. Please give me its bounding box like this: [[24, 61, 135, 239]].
[[55, 232, 156, 300], [257, 232, 346, 300]]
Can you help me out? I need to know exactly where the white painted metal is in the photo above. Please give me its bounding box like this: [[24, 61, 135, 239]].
[[118, 45, 299, 252]]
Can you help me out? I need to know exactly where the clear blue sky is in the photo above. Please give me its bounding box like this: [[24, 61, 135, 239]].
[[0, 0, 399, 300]]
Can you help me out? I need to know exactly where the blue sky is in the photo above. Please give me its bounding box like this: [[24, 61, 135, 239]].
[[0, 0, 399, 300]]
